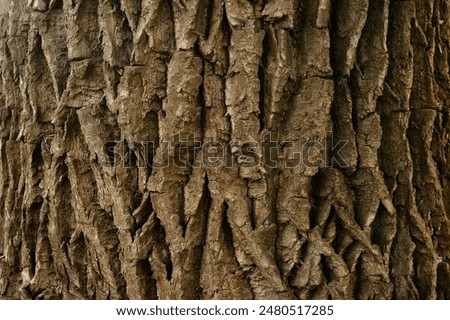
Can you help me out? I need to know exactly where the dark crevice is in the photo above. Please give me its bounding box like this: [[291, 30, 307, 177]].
[[310, 170, 324, 228], [162, 249, 173, 283], [349, 68, 360, 135], [249, 198, 257, 230], [32, 143, 43, 165], [30, 287, 45, 300], [322, 256, 333, 283], [115, 2, 133, 65], [411, 245, 430, 299], [84, 63, 99, 81], [222, 8, 232, 76], [221, 201, 233, 248], [323, 212, 337, 244], [127, 0, 142, 26], [149, 215, 173, 284], [27, 138, 44, 281], [353, 255, 364, 299], [258, 30, 269, 133], [68, 231, 88, 295], [29, 198, 43, 213], [299, 240, 309, 263], [198, 174, 212, 241], [181, 187, 188, 238], [329, 0, 339, 72], [437, 262, 450, 299], [52, 0, 63, 10], [203, 0, 215, 41], [196, 41, 207, 142], [333, 214, 350, 254], [136, 259, 158, 299], [166, 0, 177, 52], [133, 194, 153, 231], [442, 108, 449, 129], [432, 111, 448, 180], [123, 140, 138, 168], [68, 57, 92, 63], [287, 263, 299, 285], [165, 259, 173, 281], [370, 202, 395, 254], [27, 196, 43, 282], [191, 175, 212, 298]]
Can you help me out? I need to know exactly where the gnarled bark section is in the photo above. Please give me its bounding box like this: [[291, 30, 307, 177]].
[[0, 0, 449, 300]]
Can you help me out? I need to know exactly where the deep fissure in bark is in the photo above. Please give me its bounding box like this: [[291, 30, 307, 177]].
[[0, 0, 449, 300]]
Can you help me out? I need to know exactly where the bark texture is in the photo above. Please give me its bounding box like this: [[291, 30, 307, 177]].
[[1, 0, 450, 299]]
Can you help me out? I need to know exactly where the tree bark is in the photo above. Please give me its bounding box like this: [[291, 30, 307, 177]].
[[0, 0, 450, 299]]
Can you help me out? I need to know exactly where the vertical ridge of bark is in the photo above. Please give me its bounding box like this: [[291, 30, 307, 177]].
[[0, 0, 449, 300]]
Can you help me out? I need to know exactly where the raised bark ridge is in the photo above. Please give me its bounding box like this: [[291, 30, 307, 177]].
[[0, 0, 449, 299]]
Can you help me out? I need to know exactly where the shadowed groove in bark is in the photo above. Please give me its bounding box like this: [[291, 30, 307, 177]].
[[0, 0, 449, 300]]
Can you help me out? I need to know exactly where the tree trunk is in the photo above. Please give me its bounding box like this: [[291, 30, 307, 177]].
[[0, 0, 450, 300]]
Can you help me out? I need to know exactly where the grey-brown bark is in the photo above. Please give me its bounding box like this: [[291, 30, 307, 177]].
[[0, 0, 450, 299]]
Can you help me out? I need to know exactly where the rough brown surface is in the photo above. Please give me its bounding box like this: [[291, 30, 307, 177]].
[[0, 0, 450, 299]]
